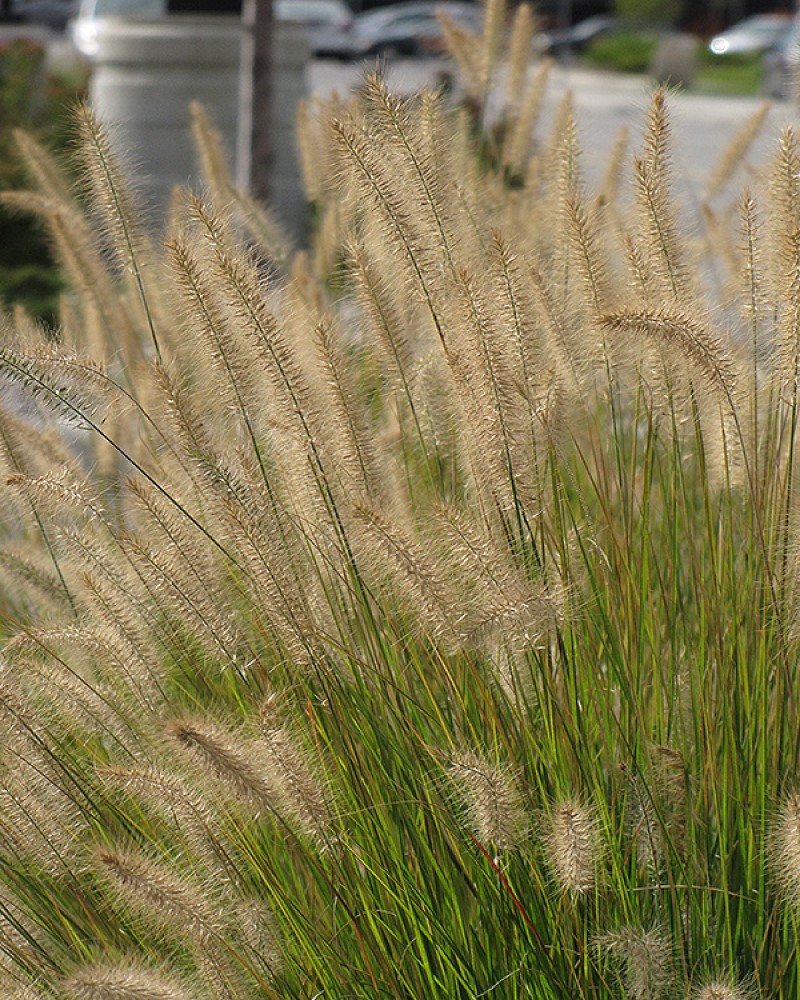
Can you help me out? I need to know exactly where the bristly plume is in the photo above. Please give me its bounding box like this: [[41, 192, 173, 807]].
[[502, 58, 552, 178], [595, 926, 675, 1000], [94, 846, 219, 937], [259, 712, 335, 845], [97, 765, 213, 830], [165, 716, 278, 810], [13, 127, 74, 205], [479, 0, 507, 102], [769, 792, 800, 904], [505, 4, 537, 112], [72, 103, 161, 359], [633, 89, 690, 304], [705, 102, 769, 202], [188, 100, 233, 210], [438, 11, 482, 100], [344, 235, 414, 381], [352, 501, 458, 644], [5, 985, 53, 1000], [61, 962, 193, 1000], [296, 98, 325, 204], [429, 503, 562, 652], [543, 798, 602, 896], [189, 101, 291, 266], [566, 191, 614, 317], [448, 748, 530, 852], [194, 943, 238, 1000], [600, 308, 739, 405], [594, 124, 629, 211], [693, 979, 752, 1000], [234, 897, 284, 975]]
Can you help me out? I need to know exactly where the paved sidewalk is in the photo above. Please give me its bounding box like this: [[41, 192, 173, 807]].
[[310, 56, 798, 194]]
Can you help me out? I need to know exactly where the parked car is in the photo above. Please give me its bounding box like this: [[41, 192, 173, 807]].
[[314, 0, 481, 60], [4, 0, 75, 31], [762, 13, 799, 98], [70, 0, 352, 57], [276, 0, 353, 53], [539, 14, 619, 57], [539, 14, 675, 59], [708, 12, 792, 57]]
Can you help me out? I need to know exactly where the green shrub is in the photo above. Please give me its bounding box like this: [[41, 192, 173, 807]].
[[583, 30, 659, 72], [613, 0, 681, 23], [0, 40, 88, 323]]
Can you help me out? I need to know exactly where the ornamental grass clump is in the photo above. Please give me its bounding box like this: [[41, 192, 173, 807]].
[[0, 2, 800, 995]]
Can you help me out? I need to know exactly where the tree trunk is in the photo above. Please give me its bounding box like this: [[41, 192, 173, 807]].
[[240, 0, 273, 203]]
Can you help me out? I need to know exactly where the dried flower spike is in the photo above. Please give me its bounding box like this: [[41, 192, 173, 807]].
[[62, 961, 192, 1000], [769, 792, 800, 903], [544, 798, 601, 895], [596, 926, 674, 1000], [448, 748, 529, 852], [694, 979, 750, 1000]]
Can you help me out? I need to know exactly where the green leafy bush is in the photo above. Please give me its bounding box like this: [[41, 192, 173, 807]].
[[0, 40, 88, 323], [583, 30, 659, 72]]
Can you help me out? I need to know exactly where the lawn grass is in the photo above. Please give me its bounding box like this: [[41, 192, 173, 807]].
[[693, 51, 765, 96]]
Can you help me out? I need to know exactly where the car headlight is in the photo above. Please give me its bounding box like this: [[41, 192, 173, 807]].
[[70, 20, 100, 57]]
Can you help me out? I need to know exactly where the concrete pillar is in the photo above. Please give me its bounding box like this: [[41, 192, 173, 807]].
[[90, 15, 309, 240]]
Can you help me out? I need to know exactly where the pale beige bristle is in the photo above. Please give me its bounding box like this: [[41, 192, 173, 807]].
[[165, 716, 277, 809], [62, 962, 192, 1000], [505, 4, 537, 111], [544, 798, 601, 895], [694, 980, 750, 1000], [596, 926, 674, 1000], [769, 792, 800, 903], [95, 846, 217, 935], [448, 748, 529, 852], [261, 721, 334, 844], [502, 58, 552, 177], [705, 102, 770, 201]]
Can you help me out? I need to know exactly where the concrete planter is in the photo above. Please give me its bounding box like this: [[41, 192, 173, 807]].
[[90, 15, 309, 240]]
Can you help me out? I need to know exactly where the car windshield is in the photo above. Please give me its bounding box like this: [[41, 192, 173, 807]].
[[275, 0, 349, 25], [725, 16, 788, 34], [82, 0, 164, 16], [744, 23, 788, 35]]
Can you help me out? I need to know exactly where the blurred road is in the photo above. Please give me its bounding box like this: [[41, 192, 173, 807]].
[[309, 57, 798, 199]]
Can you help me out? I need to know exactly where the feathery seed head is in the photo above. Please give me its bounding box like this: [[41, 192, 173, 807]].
[[694, 979, 751, 1000], [97, 765, 212, 827], [448, 748, 529, 852], [165, 717, 278, 809], [261, 722, 334, 844], [544, 798, 601, 895], [596, 926, 674, 1000], [62, 962, 192, 1000], [235, 897, 284, 973], [94, 846, 217, 934], [705, 102, 769, 201], [505, 3, 537, 111], [769, 792, 800, 903]]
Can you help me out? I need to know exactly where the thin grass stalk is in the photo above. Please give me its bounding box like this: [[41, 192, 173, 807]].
[[74, 105, 161, 360]]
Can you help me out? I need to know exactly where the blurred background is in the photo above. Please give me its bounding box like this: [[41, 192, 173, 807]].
[[0, 0, 797, 323]]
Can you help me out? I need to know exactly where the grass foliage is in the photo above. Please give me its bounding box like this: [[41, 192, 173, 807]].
[[0, 7, 797, 998]]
